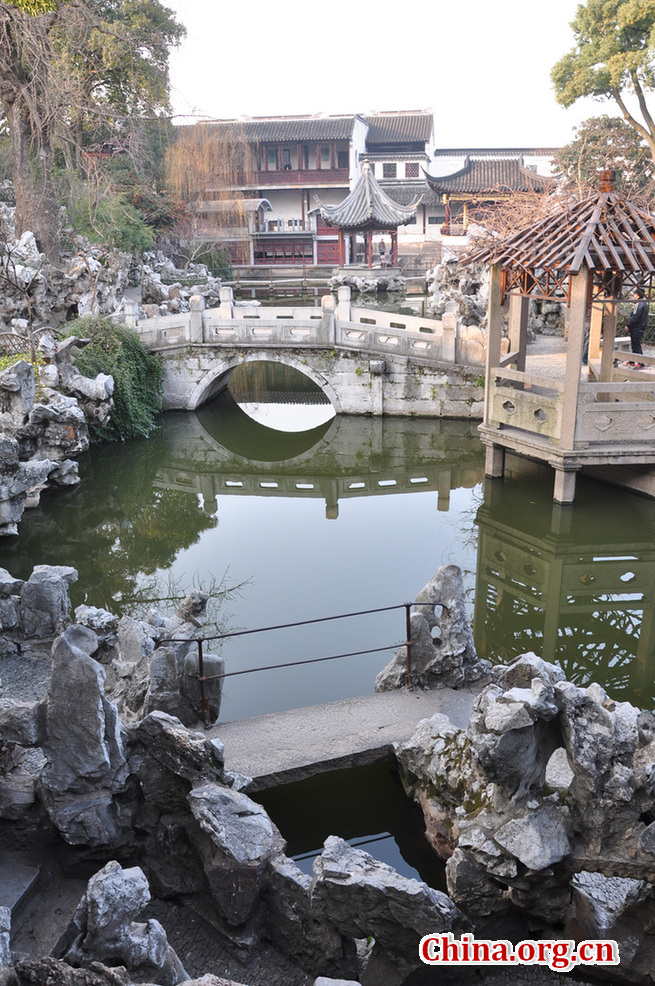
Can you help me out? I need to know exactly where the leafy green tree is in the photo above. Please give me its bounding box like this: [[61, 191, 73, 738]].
[[553, 114, 655, 195], [552, 0, 655, 163], [0, 0, 184, 259]]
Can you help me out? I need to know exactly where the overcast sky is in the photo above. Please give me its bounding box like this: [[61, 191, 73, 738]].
[[164, 0, 611, 149]]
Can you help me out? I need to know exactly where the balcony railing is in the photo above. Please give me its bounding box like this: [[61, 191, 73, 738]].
[[255, 220, 312, 234], [237, 168, 350, 187]]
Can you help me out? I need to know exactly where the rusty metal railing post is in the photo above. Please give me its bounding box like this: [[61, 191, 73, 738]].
[[197, 638, 210, 727], [404, 601, 413, 689]]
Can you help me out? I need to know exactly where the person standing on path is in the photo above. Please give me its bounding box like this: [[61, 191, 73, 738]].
[[625, 288, 649, 367]]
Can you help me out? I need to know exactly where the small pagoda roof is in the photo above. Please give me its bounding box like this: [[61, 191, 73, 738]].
[[425, 157, 554, 196], [315, 164, 421, 230]]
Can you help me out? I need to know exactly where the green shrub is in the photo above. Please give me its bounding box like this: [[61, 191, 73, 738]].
[[65, 316, 162, 442], [67, 188, 155, 253]]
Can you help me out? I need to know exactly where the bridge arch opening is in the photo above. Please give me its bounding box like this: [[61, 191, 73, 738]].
[[227, 359, 335, 431], [196, 390, 334, 462], [190, 353, 342, 419]]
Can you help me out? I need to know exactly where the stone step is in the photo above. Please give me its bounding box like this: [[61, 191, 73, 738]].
[[210, 685, 479, 791], [0, 853, 41, 922]]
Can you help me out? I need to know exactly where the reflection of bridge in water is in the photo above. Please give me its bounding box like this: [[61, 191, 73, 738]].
[[474, 467, 655, 707], [155, 395, 485, 519]]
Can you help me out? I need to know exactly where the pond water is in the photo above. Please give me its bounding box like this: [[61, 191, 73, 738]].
[[3, 359, 655, 888], [1, 360, 655, 723]]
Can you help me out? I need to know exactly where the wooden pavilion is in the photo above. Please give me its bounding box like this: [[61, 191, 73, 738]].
[[468, 171, 655, 503], [314, 162, 420, 267]]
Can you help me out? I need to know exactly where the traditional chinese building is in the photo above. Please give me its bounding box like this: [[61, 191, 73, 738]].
[[425, 149, 557, 236], [187, 111, 437, 265]]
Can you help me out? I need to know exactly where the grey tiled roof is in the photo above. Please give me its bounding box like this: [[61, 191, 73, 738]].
[[382, 182, 441, 207], [315, 166, 421, 229], [200, 116, 356, 142], [425, 158, 554, 194], [432, 147, 559, 158], [364, 112, 434, 145]]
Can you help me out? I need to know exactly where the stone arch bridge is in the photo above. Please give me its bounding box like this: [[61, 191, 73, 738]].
[[132, 288, 486, 417]]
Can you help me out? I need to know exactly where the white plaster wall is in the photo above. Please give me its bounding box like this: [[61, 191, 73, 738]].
[[265, 190, 305, 224], [351, 117, 368, 184]]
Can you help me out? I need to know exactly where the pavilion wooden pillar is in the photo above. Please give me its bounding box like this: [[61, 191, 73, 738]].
[[554, 268, 590, 503], [508, 289, 528, 372], [391, 231, 397, 267], [600, 298, 618, 383], [338, 230, 344, 267], [367, 230, 372, 268], [484, 263, 505, 478]]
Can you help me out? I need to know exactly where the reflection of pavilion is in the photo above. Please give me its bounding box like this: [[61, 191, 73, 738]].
[[473, 472, 655, 706]]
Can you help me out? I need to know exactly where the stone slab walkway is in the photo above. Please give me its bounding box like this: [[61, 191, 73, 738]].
[[209, 685, 479, 791]]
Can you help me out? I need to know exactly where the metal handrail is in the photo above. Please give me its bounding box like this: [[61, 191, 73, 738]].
[[156, 601, 415, 725]]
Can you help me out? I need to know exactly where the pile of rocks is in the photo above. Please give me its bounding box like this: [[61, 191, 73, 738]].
[[138, 252, 223, 318], [2, 561, 650, 986], [0, 336, 112, 537], [328, 271, 405, 295], [427, 258, 565, 336], [396, 651, 655, 982], [0, 563, 469, 986]]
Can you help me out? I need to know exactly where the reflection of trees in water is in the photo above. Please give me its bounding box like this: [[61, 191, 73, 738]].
[[0, 432, 218, 616], [228, 360, 329, 404]]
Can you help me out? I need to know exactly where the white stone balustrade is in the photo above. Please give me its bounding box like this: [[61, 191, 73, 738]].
[[133, 287, 486, 369]]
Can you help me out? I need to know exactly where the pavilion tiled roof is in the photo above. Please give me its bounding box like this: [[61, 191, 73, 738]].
[[468, 187, 655, 277], [315, 165, 421, 230], [425, 158, 554, 195], [364, 111, 434, 145]]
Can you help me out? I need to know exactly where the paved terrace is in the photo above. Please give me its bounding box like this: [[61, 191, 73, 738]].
[[209, 685, 480, 791]]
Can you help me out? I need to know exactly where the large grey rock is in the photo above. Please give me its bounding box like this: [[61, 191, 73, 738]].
[[0, 906, 10, 966], [42, 625, 128, 794], [64, 861, 187, 986], [0, 360, 35, 427], [265, 854, 357, 980], [0, 569, 23, 598], [188, 782, 285, 925], [39, 625, 129, 846], [133, 711, 225, 786], [376, 565, 490, 691], [20, 566, 77, 639], [310, 836, 460, 954], [468, 682, 560, 798], [568, 871, 655, 981], [57, 362, 114, 401], [444, 847, 509, 917], [493, 805, 572, 870], [0, 700, 43, 746]]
